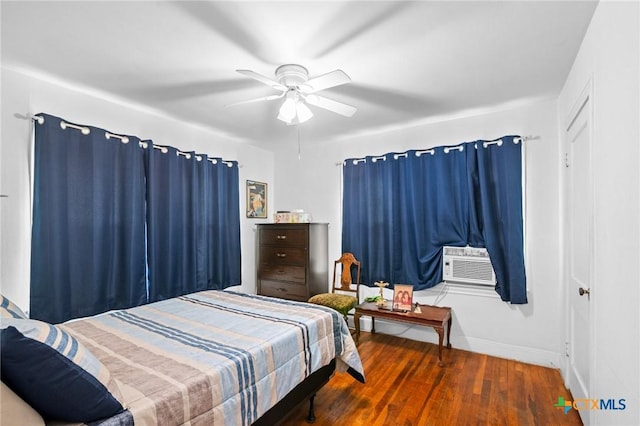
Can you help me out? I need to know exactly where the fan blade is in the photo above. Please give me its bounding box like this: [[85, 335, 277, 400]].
[[236, 70, 287, 91], [299, 69, 351, 93], [225, 93, 285, 108], [305, 94, 357, 117]]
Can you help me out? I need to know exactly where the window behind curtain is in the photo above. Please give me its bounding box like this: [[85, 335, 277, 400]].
[[30, 113, 242, 323], [31, 114, 147, 323], [342, 136, 527, 304], [146, 148, 241, 302]]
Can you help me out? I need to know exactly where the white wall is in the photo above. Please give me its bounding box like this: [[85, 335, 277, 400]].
[[558, 2, 639, 425], [0, 67, 275, 313], [273, 99, 565, 367]]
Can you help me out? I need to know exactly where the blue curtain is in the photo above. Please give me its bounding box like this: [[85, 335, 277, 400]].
[[31, 114, 242, 322], [342, 136, 527, 303], [204, 159, 242, 288], [146, 148, 241, 302], [31, 114, 147, 323], [467, 138, 527, 303]]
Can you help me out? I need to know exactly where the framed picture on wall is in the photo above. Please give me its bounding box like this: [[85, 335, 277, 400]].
[[246, 180, 267, 218], [392, 284, 414, 312]]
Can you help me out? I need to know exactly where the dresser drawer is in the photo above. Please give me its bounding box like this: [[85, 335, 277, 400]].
[[259, 264, 306, 283], [259, 280, 308, 301], [259, 246, 307, 266], [260, 228, 307, 247]]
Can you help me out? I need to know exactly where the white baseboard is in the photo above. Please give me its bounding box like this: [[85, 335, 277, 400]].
[[352, 317, 563, 369]]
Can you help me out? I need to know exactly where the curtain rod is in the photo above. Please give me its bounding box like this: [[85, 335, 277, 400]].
[[152, 144, 236, 167], [32, 115, 130, 142], [28, 114, 241, 167], [105, 132, 129, 143], [336, 135, 540, 166]]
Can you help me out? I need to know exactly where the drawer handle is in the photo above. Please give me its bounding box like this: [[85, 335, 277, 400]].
[[277, 288, 287, 292], [276, 235, 287, 240], [276, 253, 287, 258], [277, 270, 285, 274]]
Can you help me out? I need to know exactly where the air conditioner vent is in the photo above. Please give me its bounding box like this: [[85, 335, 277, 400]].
[[442, 246, 496, 286]]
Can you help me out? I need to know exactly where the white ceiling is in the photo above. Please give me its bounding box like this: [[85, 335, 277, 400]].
[[2, 1, 598, 147]]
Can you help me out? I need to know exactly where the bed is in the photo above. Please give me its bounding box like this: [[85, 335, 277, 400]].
[[0, 290, 365, 425]]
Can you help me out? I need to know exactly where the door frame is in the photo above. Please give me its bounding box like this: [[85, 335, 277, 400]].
[[562, 77, 596, 423]]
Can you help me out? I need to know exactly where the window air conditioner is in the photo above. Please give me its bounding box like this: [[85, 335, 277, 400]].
[[442, 246, 496, 286]]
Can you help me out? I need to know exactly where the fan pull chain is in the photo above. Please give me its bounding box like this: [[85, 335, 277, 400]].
[[297, 127, 301, 160]]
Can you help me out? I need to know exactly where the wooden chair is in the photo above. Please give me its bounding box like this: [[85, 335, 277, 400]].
[[308, 253, 361, 323]]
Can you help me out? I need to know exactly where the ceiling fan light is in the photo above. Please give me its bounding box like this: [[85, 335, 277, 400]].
[[296, 101, 313, 123], [278, 97, 297, 123], [277, 110, 292, 124]]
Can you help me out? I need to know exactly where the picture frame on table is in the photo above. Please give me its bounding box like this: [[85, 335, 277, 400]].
[[246, 180, 267, 218], [392, 284, 414, 312]]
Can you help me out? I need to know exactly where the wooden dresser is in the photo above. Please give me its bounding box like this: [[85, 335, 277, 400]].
[[256, 223, 328, 302]]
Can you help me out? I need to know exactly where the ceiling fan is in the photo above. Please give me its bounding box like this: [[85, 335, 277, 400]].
[[228, 64, 357, 125]]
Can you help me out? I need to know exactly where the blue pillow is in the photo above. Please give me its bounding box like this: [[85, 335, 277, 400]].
[[0, 318, 124, 422], [0, 294, 28, 319]]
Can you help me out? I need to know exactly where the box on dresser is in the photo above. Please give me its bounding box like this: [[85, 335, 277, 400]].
[[256, 223, 329, 302]]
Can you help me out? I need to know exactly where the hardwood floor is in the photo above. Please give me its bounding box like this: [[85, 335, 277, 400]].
[[281, 332, 583, 426]]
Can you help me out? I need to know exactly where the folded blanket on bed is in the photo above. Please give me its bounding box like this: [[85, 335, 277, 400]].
[[61, 290, 364, 426]]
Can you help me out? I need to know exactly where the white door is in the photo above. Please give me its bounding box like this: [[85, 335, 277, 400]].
[[565, 88, 593, 425]]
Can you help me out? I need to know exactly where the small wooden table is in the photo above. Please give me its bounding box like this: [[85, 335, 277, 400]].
[[354, 302, 452, 366]]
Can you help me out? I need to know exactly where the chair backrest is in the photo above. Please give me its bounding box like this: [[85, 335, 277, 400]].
[[332, 253, 361, 299]]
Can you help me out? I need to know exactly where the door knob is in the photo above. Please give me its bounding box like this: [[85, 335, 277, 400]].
[[578, 287, 590, 296]]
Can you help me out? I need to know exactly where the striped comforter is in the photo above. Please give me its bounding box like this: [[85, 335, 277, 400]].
[[61, 290, 364, 426]]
